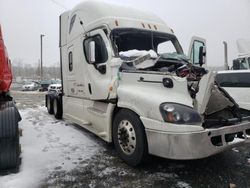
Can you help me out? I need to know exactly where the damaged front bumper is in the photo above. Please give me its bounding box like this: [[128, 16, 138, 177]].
[[141, 117, 250, 160]]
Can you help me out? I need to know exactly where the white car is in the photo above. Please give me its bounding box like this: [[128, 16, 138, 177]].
[[22, 81, 39, 91], [48, 83, 62, 93], [216, 70, 250, 110]]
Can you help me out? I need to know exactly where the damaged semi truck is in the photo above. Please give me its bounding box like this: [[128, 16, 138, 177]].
[[0, 25, 21, 170], [46, 1, 250, 166]]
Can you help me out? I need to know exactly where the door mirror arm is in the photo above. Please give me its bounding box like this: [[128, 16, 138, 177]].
[[96, 63, 106, 74]]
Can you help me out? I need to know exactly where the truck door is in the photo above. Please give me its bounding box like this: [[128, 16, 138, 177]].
[[188, 37, 214, 114], [188, 36, 207, 67], [66, 45, 77, 96], [83, 29, 112, 100], [65, 41, 87, 99]]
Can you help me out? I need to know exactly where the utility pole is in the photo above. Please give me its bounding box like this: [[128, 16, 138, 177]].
[[40, 34, 45, 80]]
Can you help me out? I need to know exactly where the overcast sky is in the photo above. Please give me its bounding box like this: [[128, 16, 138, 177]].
[[0, 0, 250, 67]]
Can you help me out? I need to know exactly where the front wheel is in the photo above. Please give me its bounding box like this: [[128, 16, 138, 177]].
[[113, 109, 148, 166]]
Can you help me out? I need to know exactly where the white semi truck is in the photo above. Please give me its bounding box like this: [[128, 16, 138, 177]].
[[216, 40, 250, 111], [46, 1, 250, 166]]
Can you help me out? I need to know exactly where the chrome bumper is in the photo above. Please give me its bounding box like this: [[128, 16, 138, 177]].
[[143, 118, 250, 160]]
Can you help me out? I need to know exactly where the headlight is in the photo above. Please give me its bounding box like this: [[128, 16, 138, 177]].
[[160, 103, 202, 125]]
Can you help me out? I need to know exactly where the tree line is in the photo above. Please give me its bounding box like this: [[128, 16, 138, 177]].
[[11, 59, 61, 81]]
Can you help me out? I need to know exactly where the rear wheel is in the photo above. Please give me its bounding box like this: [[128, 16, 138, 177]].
[[113, 109, 148, 166], [46, 96, 53, 114], [53, 98, 62, 119]]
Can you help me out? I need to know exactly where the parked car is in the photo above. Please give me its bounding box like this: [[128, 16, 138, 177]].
[[48, 83, 62, 93], [216, 70, 250, 111], [22, 81, 40, 91], [39, 80, 56, 91]]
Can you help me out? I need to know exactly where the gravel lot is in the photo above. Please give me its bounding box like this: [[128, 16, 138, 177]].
[[1, 91, 250, 188]]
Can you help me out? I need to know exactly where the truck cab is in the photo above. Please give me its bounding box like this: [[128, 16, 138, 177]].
[[46, 1, 250, 166], [232, 56, 250, 70], [232, 39, 250, 70]]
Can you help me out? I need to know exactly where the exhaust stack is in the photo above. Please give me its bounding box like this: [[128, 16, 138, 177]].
[[223, 41, 229, 70]]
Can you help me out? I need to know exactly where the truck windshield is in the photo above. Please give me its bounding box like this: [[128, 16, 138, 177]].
[[110, 28, 183, 56]]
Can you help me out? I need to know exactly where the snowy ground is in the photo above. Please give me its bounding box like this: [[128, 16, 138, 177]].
[[1, 91, 250, 188], [0, 107, 101, 188]]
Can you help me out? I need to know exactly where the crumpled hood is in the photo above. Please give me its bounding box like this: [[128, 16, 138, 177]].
[[194, 71, 216, 114]]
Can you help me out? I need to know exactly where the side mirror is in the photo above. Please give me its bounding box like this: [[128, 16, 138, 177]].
[[89, 41, 96, 63], [198, 46, 206, 67]]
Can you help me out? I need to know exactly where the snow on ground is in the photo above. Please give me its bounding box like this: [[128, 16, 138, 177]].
[[0, 107, 101, 188]]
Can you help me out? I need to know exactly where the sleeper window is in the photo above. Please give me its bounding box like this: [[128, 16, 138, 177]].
[[68, 51, 73, 71]]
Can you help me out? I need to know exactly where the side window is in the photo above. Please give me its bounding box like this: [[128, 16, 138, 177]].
[[191, 41, 205, 65], [69, 14, 76, 34], [216, 73, 250, 87], [84, 35, 108, 64], [248, 57, 250, 69], [68, 51, 73, 72], [240, 58, 248, 69]]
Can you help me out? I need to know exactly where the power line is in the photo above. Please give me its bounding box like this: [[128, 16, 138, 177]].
[[50, 0, 68, 10]]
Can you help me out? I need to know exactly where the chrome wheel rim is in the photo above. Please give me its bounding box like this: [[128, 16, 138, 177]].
[[118, 120, 136, 155]]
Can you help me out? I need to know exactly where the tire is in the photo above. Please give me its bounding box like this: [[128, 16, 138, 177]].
[[46, 95, 54, 114], [112, 109, 148, 166], [0, 136, 20, 170], [53, 98, 62, 119], [0, 105, 20, 170], [0, 107, 18, 138]]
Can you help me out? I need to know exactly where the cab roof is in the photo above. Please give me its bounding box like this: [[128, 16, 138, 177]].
[[69, 0, 173, 34]]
